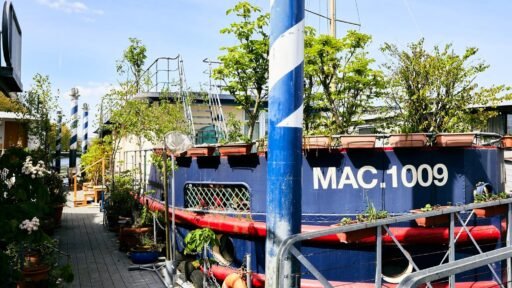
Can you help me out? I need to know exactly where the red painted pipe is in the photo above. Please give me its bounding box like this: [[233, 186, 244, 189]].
[[141, 196, 501, 245]]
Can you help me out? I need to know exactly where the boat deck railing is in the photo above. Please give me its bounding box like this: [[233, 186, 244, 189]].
[[276, 198, 512, 288]]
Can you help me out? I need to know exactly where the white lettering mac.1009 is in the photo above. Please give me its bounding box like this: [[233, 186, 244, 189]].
[[313, 164, 449, 190]]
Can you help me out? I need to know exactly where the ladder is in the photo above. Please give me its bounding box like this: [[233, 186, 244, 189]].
[[203, 58, 227, 142]]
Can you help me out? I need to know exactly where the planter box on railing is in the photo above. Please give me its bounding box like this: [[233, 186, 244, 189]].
[[187, 145, 216, 157], [217, 143, 254, 156], [434, 133, 475, 147], [473, 204, 508, 218], [338, 135, 376, 149], [303, 136, 331, 150], [410, 208, 450, 227], [502, 136, 512, 148], [389, 133, 428, 148]]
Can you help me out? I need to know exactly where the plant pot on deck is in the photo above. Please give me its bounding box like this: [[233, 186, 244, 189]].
[[473, 204, 508, 218], [410, 209, 450, 227], [118, 227, 152, 252], [338, 135, 376, 149], [303, 136, 331, 150], [217, 143, 254, 156], [17, 265, 50, 287], [187, 145, 216, 157], [53, 204, 65, 227], [389, 133, 428, 148], [434, 133, 475, 147], [129, 249, 160, 264]]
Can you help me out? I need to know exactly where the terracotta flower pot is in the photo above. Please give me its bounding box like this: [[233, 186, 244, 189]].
[[338, 135, 376, 149], [410, 209, 450, 227], [187, 146, 216, 157], [434, 133, 475, 147], [218, 143, 254, 156], [473, 204, 508, 218], [303, 136, 331, 150], [389, 133, 428, 148], [17, 264, 50, 287], [24, 251, 40, 268], [331, 223, 380, 244], [118, 227, 152, 252], [502, 136, 512, 148]]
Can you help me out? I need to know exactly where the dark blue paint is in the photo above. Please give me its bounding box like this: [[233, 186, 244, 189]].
[[147, 147, 504, 282]]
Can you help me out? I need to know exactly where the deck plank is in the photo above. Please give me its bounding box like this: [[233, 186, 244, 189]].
[[55, 197, 165, 288]]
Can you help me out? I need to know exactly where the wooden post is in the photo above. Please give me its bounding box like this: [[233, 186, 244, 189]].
[[73, 174, 77, 206]]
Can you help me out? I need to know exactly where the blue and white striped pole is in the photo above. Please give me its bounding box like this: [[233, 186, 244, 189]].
[[69, 88, 80, 169], [82, 103, 89, 154], [266, 0, 305, 287], [55, 110, 62, 173]]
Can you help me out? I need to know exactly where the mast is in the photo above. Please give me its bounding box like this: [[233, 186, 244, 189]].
[[330, 0, 336, 37]]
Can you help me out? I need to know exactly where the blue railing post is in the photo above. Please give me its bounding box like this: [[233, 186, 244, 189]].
[[266, 0, 305, 287]]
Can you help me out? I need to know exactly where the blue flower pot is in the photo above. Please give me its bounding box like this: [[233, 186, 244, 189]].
[[129, 250, 159, 264]]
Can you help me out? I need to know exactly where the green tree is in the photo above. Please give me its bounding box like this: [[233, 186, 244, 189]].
[[381, 39, 511, 133], [48, 122, 71, 152], [81, 138, 111, 184], [103, 38, 188, 187], [213, 1, 269, 140], [16, 74, 59, 164], [304, 28, 385, 134]]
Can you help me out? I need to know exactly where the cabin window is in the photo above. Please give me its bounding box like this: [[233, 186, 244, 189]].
[[184, 183, 251, 213]]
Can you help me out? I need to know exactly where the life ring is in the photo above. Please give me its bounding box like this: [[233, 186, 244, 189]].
[[212, 234, 235, 266], [222, 273, 247, 288]]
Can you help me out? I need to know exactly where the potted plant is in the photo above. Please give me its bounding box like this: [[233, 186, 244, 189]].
[[434, 133, 475, 147], [473, 183, 509, 218], [388, 133, 428, 148], [129, 234, 163, 264], [46, 171, 68, 227], [336, 135, 377, 149], [410, 204, 450, 227], [334, 203, 388, 243], [217, 113, 254, 156]]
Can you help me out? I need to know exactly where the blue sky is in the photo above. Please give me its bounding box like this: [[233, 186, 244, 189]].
[[12, 0, 512, 133]]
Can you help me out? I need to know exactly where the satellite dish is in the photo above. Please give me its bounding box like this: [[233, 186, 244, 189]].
[[164, 132, 192, 153]]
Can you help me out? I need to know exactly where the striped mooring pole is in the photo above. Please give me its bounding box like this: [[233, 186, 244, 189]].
[[82, 103, 89, 154], [69, 88, 80, 170], [266, 0, 305, 287], [55, 110, 62, 173]]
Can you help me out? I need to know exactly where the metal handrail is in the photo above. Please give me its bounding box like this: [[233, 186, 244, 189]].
[[275, 197, 512, 286], [398, 246, 512, 288]]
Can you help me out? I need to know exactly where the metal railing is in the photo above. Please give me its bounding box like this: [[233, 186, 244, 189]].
[[275, 198, 512, 288]]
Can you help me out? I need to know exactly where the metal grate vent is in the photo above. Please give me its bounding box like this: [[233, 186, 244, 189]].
[[184, 183, 250, 213]]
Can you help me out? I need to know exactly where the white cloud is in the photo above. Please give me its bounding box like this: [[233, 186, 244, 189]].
[[36, 0, 104, 15]]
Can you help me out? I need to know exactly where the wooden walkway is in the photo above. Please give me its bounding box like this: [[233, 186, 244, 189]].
[[54, 202, 165, 288]]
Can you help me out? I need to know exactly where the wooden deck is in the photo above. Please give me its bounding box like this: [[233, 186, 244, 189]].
[[55, 202, 165, 288]]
